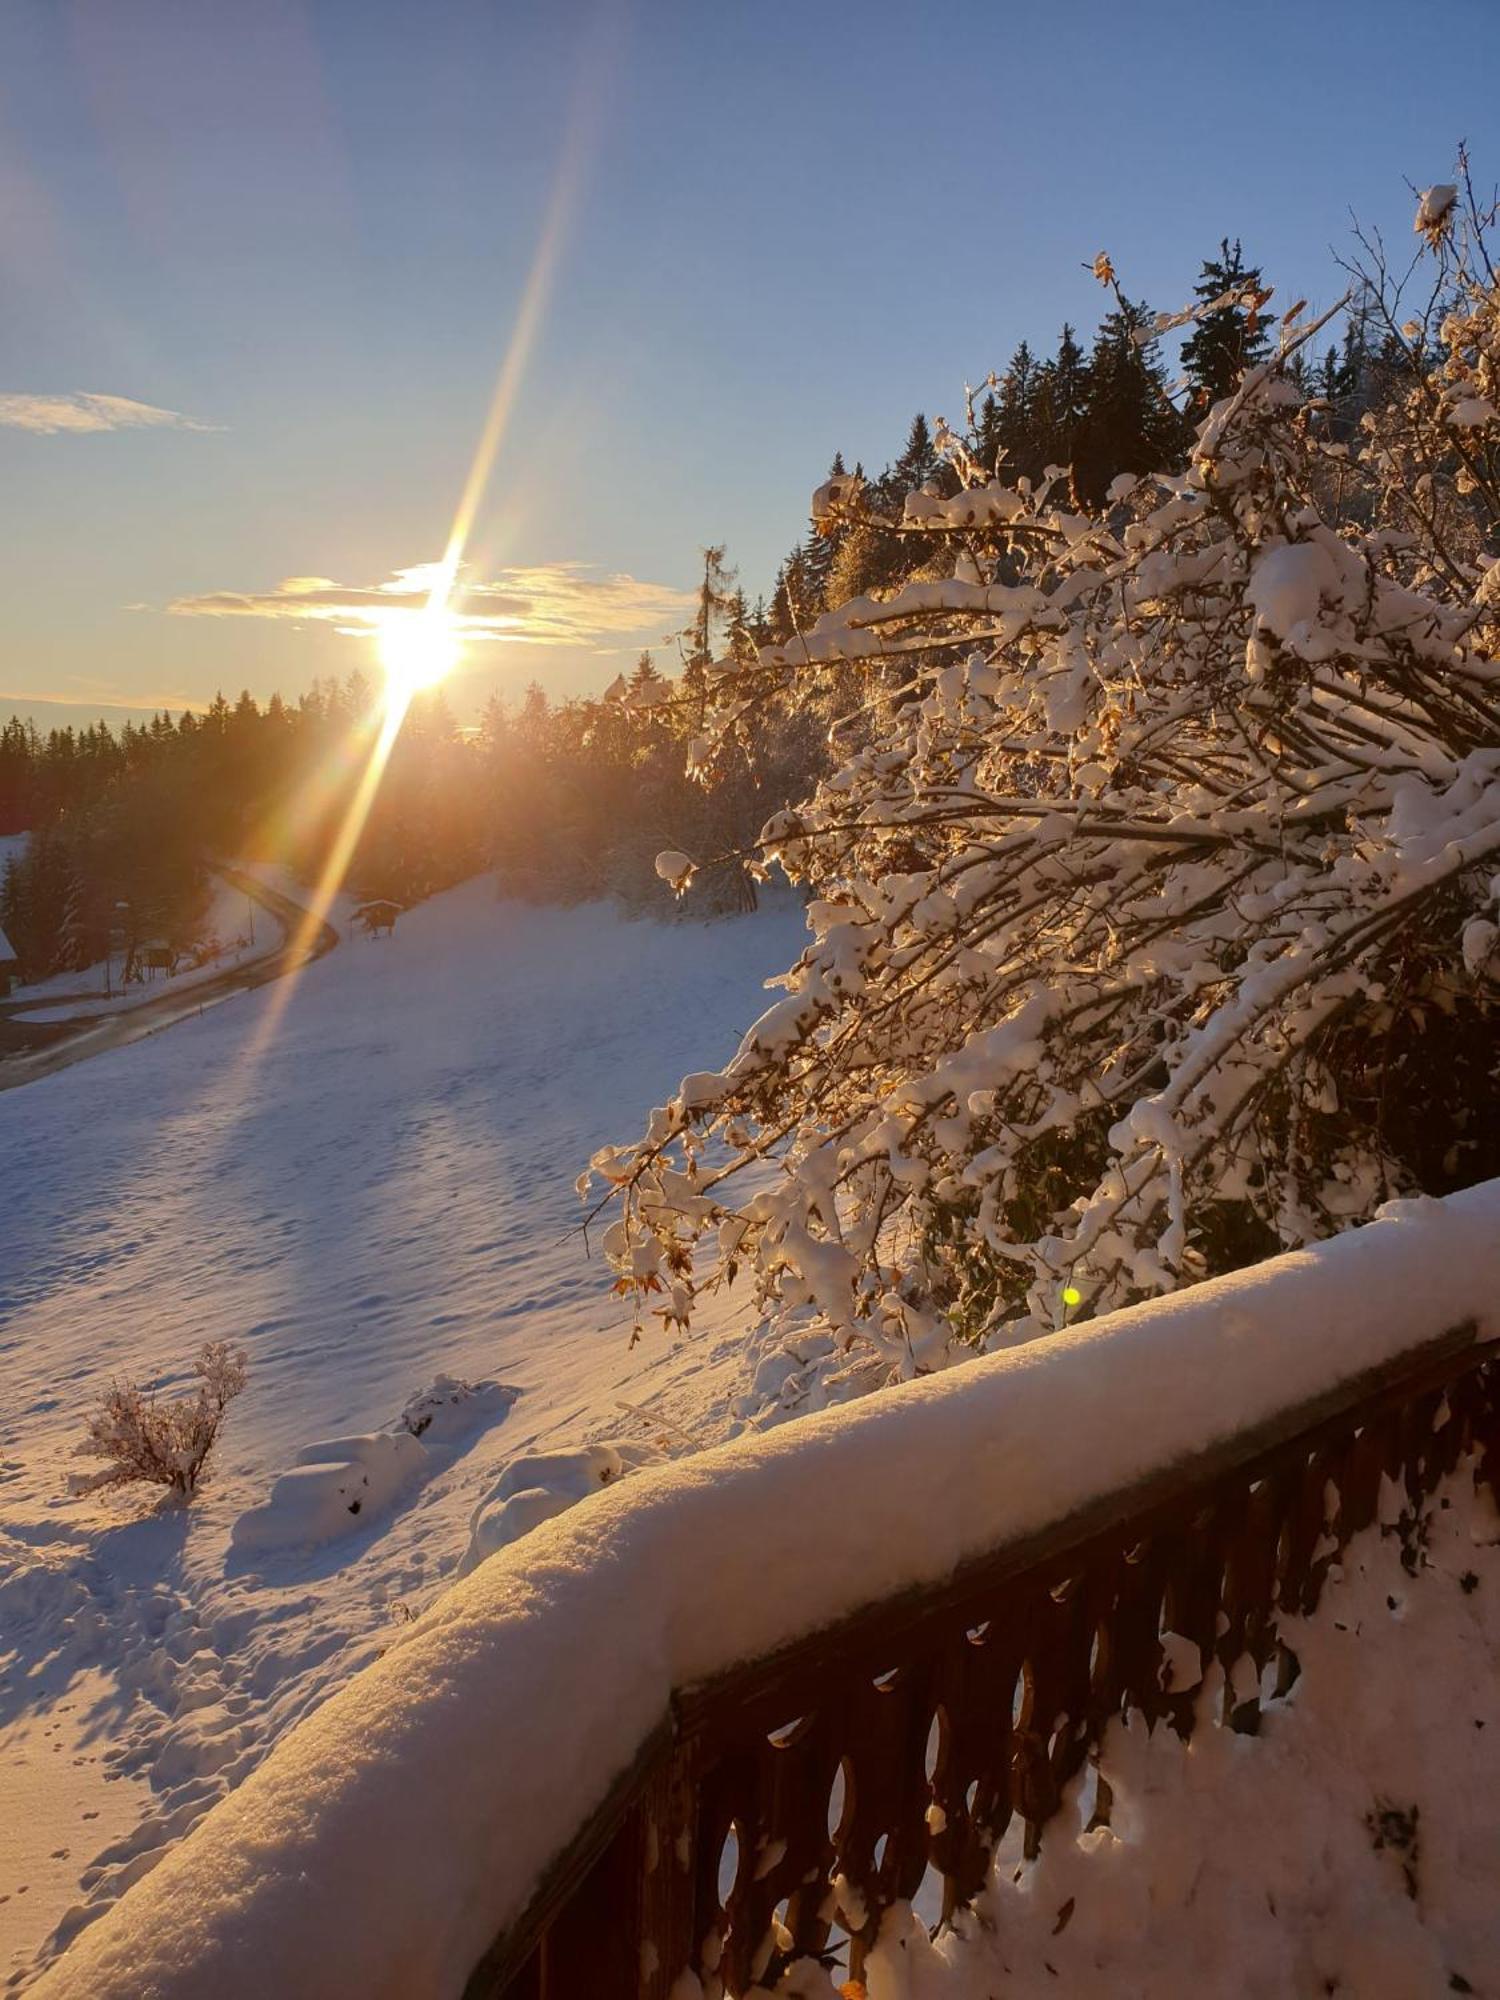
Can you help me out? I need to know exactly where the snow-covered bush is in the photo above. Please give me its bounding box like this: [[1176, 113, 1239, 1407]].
[[72, 1341, 248, 1500], [592, 182, 1500, 1397], [457, 1440, 664, 1576]]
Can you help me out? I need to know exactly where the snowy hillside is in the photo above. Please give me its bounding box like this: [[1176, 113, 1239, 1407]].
[[0, 879, 807, 1985]]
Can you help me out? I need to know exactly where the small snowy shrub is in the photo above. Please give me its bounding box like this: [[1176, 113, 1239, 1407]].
[[591, 176, 1500, 1394], [72, 1341, 248, 1500]]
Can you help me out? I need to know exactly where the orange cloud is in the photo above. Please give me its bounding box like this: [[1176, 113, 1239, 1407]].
[[166, 561, 695, 650]]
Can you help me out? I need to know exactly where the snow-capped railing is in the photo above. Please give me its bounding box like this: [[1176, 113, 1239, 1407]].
[[474, 1310, 1500, 1997], [31, 1184, 1500, 2000]]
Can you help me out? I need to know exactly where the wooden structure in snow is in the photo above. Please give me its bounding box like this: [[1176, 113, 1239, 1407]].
[[472, 1322, 1500, 1997], [0, 921, 18, 996], [139, 940, 178, 978], [352, 899, 401, 938]]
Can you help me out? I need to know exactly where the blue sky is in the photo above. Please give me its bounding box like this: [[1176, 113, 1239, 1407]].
[[2, 0, 1497, 726]]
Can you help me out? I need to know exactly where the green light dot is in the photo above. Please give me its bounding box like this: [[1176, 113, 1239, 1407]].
[[1061, 1285, 1083, 1308]]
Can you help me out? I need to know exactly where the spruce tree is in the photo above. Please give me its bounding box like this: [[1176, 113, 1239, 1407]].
[[995, 340, 1044, 483], [1180, 239, 1273, 407], [1034, 326, 1091, 476], [1074, 296, 1184, 505]]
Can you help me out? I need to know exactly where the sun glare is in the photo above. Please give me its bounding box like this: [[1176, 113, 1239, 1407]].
[[378, 608, 461, 708]]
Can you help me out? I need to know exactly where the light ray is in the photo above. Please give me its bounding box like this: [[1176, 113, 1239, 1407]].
[[238, 42, 602, 1067]]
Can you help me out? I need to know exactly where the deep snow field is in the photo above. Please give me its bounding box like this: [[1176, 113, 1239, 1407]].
[[0, 878, 808, 1986]]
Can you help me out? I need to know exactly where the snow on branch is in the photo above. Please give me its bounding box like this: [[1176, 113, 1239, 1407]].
[[592, 207, 1500, 1396]]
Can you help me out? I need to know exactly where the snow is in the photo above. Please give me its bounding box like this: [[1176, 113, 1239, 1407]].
[[856, 1460, 1500, 1998], [1415, 183, 1458, 233], [459, 1440, 662, 1576], [26, 1178, 1500, 2000], [230, 1429, 429, 1554], [0, 878, 808, 1986]]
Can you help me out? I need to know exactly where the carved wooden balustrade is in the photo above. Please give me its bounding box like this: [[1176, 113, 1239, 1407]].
[[466, 1321, 1499, 1999]]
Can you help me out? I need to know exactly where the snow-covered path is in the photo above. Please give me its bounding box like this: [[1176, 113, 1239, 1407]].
[[0, 880, 806, 1986]]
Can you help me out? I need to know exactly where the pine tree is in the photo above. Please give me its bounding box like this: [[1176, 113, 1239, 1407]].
[[1034, 327, 1091, 476], [993, 341, 1044, 483], [628, 649, 664, 695], [800, 452, 849, 616], [1073, 296, 1184, 505], [1180, 239, 1274, 407], [684, 546, 738, 701], [880, 414, 939, 507]]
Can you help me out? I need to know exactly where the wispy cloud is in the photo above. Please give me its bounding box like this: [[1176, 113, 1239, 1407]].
[[0, 392, 212, 436], [167, 562, 696, 650], [1, 683, 207, 715]]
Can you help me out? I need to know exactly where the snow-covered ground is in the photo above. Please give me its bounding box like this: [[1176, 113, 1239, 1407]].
[[0, 878, 807, 1987]]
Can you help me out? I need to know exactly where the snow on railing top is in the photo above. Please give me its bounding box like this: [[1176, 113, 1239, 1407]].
[[33, 1178, 1500, 2000]]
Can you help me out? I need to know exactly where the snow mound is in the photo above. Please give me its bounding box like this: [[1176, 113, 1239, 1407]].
[[399, 1376, 521, 1446], [231, 1431, 427, 1554], [232, 1380, 521, 1556], [458, 1441, 663, 1576]]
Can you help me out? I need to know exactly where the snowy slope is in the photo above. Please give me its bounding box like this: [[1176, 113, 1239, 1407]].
[[0, 878, 807, 1985]]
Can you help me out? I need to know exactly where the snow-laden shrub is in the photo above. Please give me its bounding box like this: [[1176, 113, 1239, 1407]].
[[591, 186, 1500, 1399], [72, 1341, 248, 1499], [457, 1440, 664, 1576]]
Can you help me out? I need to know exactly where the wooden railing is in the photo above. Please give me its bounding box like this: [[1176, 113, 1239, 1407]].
[[466, 1320, 1500, 1999]]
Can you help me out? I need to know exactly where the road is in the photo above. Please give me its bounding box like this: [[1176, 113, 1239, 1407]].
[[0, 868, 338, 1094]]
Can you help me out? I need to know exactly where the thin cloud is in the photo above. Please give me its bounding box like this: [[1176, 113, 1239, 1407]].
[[167, 561, 696, 649], [1, 684, 207, 714], [0, 392, 212, 436]]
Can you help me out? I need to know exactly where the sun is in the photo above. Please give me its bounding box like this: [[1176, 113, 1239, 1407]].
[[378, 606, 461, 708]]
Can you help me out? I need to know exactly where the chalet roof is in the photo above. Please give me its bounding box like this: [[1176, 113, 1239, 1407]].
[[0, 921, 16, 966]]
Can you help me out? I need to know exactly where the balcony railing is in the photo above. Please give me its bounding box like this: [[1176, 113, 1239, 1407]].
[[468, 1318, 1498, 1999]]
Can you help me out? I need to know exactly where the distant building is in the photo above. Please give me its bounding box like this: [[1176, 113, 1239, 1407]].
[[0, 922, 18, 998]]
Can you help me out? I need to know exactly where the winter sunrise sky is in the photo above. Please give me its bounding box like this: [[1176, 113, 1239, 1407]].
[[3, 0, 1498, 728]]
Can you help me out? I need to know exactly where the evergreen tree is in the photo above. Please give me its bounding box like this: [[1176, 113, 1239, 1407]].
[[1073, 296, 1184, 505], [1180, 239, 1274, 407], [800, 451, 849, 616], [1034, 326, 1091, 476], [879, 414, 939, 508], [993, 340, 1044, 483], [628, 649, 664, 696]]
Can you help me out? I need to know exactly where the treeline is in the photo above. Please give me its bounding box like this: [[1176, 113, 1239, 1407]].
[[0, 680, 482, 978], [762, 241, 1404, 636], [0, 601, 820, 979]]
